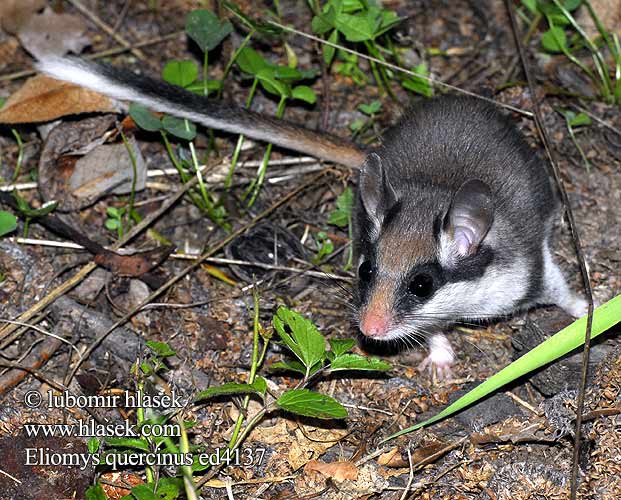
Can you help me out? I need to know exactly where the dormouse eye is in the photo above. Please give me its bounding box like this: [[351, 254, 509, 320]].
[[358, 260, 374, 282], [408, 273, 434, 298]]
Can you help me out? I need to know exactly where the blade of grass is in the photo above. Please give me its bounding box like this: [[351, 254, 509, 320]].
[[384, 294, 621, 442]]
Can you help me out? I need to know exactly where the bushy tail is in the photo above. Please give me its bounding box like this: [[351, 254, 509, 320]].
[[36, 57, 367, 168]]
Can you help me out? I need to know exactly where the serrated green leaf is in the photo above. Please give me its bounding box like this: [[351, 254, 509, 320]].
[[276, 389, 348, 419], [129, 484, 160, 500], [154, 478, 183, 500], [273, 307, 326, 370], [85, 484, 107, 500], [186, 9, 233, 53], [162, 60, 198, 88], [541, 26, 568, 52], [162, 115, 197, 141], [330, 353, 391, 371], [106, 437, 150, 451], [146, 340, 176, 358], [329, 338, 356, 356], [269, 360, 307, 374], [252, 376, 268, 395], [129, 103, 163, 132], [335, 12, 377, 42], [195, 382, 264, 401], [292, 85, 317, 104], [0, 211, 17, 237]]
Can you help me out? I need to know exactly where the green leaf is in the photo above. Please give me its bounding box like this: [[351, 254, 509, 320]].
[[328, 338, 356, 356], [272, 307, 326, 370], [222, 1, 282, 35], [335, 12, 377, 42], [106, 437, 150, 451], [146, 340, 176, 358], [324, 30, 338, 65], [256, 68, 290, 97], [385, 294, 621, 441], [252, 376, 268, 395], [563, 0, 582, 11], [129, 103, 163, 132], [521, 0, 538, 14], [105, 219, 119, 231], [162, 60, 198, 88], [330, 353, 391, 371], [236, 47, 269, 76], [276, 389, 348, 419], [292, 85, 317, 104], [87, 437, 100, 454], [349, 118, 365, 132], [269, 360, 307, 374], [195, 381, 265, 401], [0, 211, 17, 237], [154, 478, 183, 500], [541, 26, 568, 52], [358, 100, 382, 115], [12, 193, 58, 218], [0, 97, 6, 108], [328, 187, 354, 228], [312, 6, 337, 34], [85, 484, 107, 500], [185, 9, 233, 53], [402, 63, 433, 97], [568, 111, 592, 127], [162, 115, 197, 141], [186, 79, 223, 94], [129, 484, 160, 500]]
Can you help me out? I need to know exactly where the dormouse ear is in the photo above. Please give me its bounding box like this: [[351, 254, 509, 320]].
[[358, 152, 398, 232], [444, 179, 494, 257]]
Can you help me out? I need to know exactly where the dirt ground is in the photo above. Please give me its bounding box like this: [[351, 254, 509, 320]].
[[0, 1, 620, 499]]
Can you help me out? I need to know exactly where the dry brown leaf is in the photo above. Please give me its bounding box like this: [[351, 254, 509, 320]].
[[17, 7, 90, 58], [304, 460, 359, 482], [0, 0, 45, 34], [0, 75, 117, 124], [0, 37, 20, 70]]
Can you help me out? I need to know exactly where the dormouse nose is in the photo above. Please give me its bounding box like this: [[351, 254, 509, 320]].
[[360, 309, 390, 337]]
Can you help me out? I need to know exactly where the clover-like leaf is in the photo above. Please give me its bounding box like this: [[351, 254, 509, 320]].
[[541, 26, 568, 53], [162, 115, 197, 141], [162, 60, 198, 88], [186, 9, 233, 53], [292, 85, 317, 104], [129, 103, 163, 132]]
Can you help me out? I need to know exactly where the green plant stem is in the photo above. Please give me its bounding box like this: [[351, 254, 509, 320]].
[[10, 129, 24, 182], [135, 379, 155, 484], [118, 128, 138, 235], [225, 77, 259, 188], [176, 415, 198, 500], [566, 121, 591, 171], [203, 51, 209, 97], [217, 31, 254, 100], [245, 94, 288, 207]]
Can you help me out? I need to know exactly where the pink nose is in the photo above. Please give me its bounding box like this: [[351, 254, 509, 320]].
[[360, 312, 390, 337]]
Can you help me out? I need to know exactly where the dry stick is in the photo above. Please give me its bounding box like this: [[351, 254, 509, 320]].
[[67, 0, 147, 60], [504, 4, 595, 499], [63, 170, 328, 386], [0, 160, 219, 342], [0, 31, 184, 83], [266, 20, 534, 118]]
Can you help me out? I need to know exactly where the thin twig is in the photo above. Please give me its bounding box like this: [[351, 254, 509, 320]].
[[67, 0, 147, 60], [504, 4, 595, 499]]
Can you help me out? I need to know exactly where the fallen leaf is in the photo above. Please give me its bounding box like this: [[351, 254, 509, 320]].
[[0, 38, 20, 70], [304, 460, 359, 482], [100, 471, 143, 500], [95, 246, 175, 277], [17, 7, 90, 58], [0, 0, 45, 34], [0, 75, 117, 124]]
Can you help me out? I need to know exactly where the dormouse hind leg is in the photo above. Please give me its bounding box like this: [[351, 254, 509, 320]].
[[542, 241, 588, 318]]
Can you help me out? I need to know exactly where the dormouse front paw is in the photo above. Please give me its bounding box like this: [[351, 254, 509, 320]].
[[418, 333, 455, 381]]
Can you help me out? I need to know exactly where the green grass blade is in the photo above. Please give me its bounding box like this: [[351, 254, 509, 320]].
[[384, 295, 621, 442]]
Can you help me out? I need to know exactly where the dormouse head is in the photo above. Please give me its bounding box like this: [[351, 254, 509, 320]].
[[354, 153, 495, 342]]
